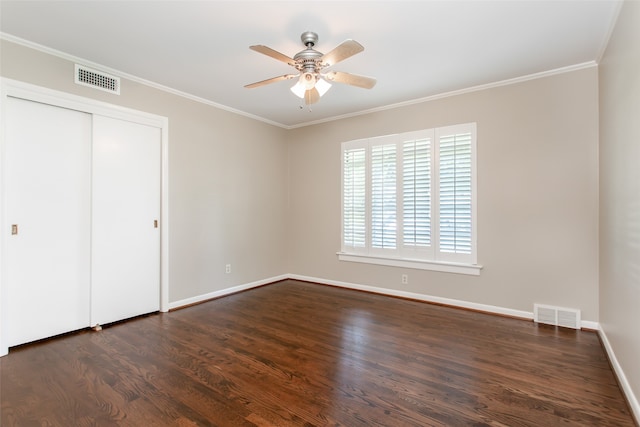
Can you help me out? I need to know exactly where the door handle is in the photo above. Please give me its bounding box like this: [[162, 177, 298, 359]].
[[11, 224, 18, 235]]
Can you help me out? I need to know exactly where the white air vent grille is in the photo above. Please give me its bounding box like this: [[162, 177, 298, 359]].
[[534, 304, 581, 329], [75, 65, 120, 94]]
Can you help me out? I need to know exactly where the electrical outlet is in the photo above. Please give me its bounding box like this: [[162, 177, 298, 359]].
[[401, 274, 408, 284], [225, 264, 231, 274]]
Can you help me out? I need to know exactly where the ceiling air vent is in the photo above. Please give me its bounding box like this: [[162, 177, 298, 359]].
[[534, 304, 581, 330], [75, 64, 120, 94]]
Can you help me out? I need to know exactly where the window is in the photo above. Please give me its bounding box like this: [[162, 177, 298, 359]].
[[340, 123, 479, 274]]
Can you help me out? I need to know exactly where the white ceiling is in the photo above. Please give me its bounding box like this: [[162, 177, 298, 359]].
[[0, 1, 621, 128]]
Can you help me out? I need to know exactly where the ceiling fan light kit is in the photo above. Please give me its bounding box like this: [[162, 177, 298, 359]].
[[290, 73, 331, 98], [246, 31, 376, 106]]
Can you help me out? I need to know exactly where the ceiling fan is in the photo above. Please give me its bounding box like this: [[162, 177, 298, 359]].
[[245, 31, 376, 105]]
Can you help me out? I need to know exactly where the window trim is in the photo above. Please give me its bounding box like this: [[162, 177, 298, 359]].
[[340, 123, 479, 274], [336, 251, 482, 275]]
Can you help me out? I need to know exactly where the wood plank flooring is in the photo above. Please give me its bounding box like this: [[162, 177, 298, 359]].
[[1, 279, 636, 426]]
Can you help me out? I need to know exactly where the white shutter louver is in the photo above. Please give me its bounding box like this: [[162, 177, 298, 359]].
[[403, 137, 431, 248], [439, 132, 472, 255], [343, 147, 366, 249], [371, 143, 397, 249]]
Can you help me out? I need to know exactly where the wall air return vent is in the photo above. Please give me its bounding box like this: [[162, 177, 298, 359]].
[[534, 304, 581, 329], [75, 64, 120, 94]]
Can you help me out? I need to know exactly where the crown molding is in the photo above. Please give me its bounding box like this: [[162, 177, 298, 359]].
[[0, 32, 287, 129], [288, 61, 598, 129], [2, 32, 597, 131]]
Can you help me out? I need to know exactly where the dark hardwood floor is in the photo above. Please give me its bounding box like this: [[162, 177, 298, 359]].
[[1, 279, 636, 426]]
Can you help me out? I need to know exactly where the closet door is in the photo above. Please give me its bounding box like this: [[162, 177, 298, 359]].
[[91, 115, 161, 326], [4, 97, 92, 346]]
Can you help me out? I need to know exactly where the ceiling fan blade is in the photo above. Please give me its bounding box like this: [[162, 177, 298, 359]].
[[321, 40, 364, 67], [245, 74, 298, 89], [324, 71, 376, 89], [304, 87, 320, 105], [249, 45, 295, 65]]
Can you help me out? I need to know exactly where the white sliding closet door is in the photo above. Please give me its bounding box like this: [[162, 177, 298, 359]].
[[91, 115, 161, 326], [4, 97, 92, 346]]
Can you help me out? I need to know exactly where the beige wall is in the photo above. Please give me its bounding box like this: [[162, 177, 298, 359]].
[[287, 67, 600, 320], [0, 38, 601, 320], [0, 39, 289, 303], [599, 0, 640, 414]]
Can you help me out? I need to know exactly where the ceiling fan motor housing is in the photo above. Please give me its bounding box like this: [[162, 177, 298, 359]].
[[300, 31, 318, 47], [293, 31, 324, 74]]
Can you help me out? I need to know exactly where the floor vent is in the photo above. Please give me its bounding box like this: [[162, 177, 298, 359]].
[[534, 304, 581, 329], [75, 65, 120, 94]]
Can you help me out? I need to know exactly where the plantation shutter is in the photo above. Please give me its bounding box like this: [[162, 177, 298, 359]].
[[437, 124, 475, 262], [342, 144, 367, 252], [340, 123, 476, 268], [371, 140, 397, 250], [402, 133, 433, 256]]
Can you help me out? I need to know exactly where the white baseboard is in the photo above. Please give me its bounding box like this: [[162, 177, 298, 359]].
[[290, 274, 601, 331], [580, 320, 600, 331], [290, 274, 534, 320], [169, 274, 601, 330], [168, 274, 288, 310], [598, 328, 640, 423], [170, 273, 536, 320]]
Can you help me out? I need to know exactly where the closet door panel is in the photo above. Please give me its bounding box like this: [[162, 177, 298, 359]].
[[4, 97, 92, 346], [91, 115, 161, 326]]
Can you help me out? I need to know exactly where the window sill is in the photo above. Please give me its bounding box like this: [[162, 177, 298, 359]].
[[336, 252, 483, 276]]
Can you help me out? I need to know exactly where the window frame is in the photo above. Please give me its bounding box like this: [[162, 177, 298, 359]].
[[339, 123, 481, 276]]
